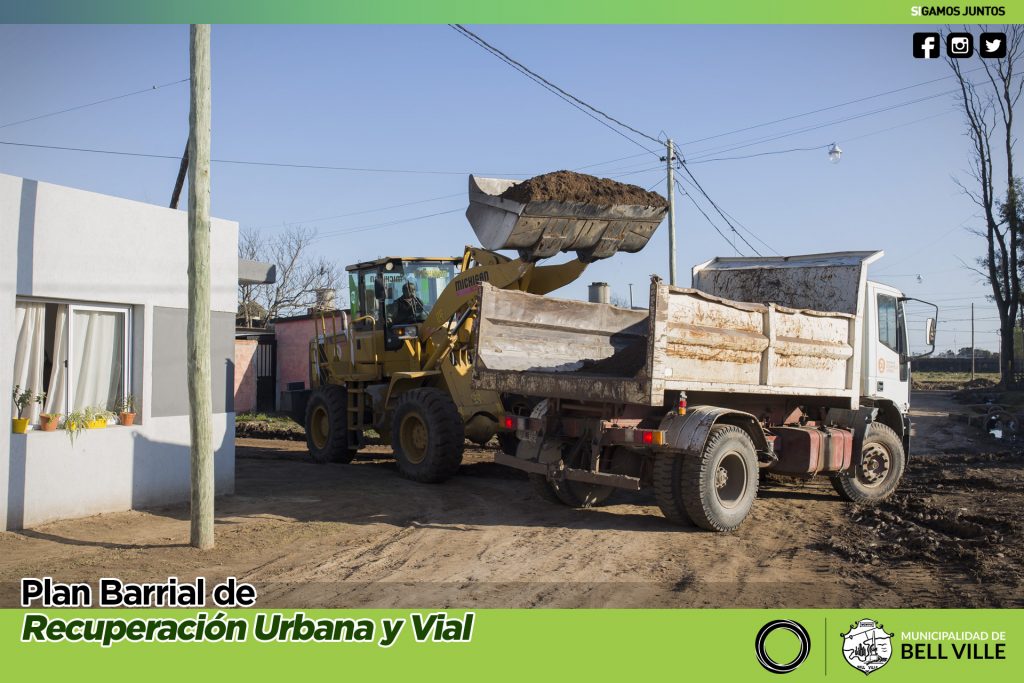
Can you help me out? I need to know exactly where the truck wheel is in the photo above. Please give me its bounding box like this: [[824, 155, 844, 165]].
[[529, 473, 614, 508], [656, 425, 758, 531], [528, 474, 564, 504], [830, 423, 905, 503], [391, 388, 465, 483], [305, 385, 357, 464]]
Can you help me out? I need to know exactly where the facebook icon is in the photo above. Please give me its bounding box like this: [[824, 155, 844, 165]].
[[913, 32, 941, 59]]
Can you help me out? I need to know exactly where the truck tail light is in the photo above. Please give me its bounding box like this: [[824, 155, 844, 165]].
[[678, 393, 687, 415], [642, 431, 654, 444], [503, 416, 515, 430]]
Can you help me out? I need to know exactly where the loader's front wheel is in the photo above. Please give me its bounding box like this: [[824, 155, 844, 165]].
[[830, 423, 905, 503], [655, 425, 758, 532], [305, 386, 356, 464], [391, 388, 465, 483]]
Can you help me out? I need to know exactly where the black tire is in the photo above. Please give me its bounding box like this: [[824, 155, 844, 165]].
[[830, 423, 905, 503], [528, 474, 564, 505], [497, 432, 519, 457], [530, 474, 614, 508], [391, 388, 465, 483], [655, 425, 759, 531], [305, 385, 356, 464]]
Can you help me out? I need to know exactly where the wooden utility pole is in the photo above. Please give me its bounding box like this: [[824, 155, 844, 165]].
[[971, 302, 976, 381], [666, 139, 677, 286], [188, 24, 214, 549]]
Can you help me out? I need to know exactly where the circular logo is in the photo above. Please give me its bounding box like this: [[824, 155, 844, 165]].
[[877, 358, 886, 374], [755, 620, 811, 674]]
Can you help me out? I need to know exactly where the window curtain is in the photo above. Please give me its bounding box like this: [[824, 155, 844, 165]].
[[43, 306, 68, 416], [71, 310, 123, 412], [12, 302, 46, 422]]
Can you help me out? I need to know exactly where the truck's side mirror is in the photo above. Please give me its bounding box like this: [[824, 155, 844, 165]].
[[374, 278, 386, 301], [925, 318, 936, 346]]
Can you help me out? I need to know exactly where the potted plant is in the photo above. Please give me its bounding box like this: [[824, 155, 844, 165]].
[[85, 405, 114, 429], [119, 394, 136, 426], [64, 408, 88, 444], [11, 385, 33, 434], [34, 391, 59, 431]]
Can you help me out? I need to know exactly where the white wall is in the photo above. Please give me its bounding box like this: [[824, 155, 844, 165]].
[[1, 173, 238, 530]]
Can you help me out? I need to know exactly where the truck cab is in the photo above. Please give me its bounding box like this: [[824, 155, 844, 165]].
[[862, 279, 937, 443]]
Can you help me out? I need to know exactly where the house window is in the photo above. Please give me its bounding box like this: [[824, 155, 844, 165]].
[[12, 299, 132, 420]]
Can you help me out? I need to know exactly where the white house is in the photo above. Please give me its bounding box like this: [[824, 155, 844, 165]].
[[1, 173, 239, 530]]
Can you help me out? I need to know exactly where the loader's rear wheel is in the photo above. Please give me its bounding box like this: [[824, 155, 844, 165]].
[[654, 425, 758, 532], [391, 388, 464, 483], [830, 423, 905, 503], [305, 386, 356, 464]]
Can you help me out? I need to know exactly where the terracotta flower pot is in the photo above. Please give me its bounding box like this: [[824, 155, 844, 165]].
[[120, 412, 136, 426], [39, 414, 59, 432], [11, 417, 29, 434]]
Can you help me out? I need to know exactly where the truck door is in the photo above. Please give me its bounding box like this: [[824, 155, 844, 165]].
[[866, 282, 910, 411]]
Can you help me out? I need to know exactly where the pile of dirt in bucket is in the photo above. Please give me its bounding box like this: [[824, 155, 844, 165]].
[[501, 171, 668, 208]]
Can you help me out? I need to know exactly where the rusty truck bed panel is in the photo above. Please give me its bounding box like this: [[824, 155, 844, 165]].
[[474, 283, 857, 407], [649, 285, 856, 403]]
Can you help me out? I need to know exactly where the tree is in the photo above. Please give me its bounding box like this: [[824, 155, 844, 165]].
[[237, 225, 341, 326], [948, 26, 1024, 385]]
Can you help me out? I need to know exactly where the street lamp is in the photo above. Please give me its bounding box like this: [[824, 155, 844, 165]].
[[828, 143, 842, 164]]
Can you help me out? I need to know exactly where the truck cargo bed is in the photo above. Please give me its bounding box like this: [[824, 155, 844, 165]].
[[473, 278, 859, 407]]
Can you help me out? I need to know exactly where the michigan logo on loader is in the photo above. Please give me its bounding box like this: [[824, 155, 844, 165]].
[[841, 619, 893, 675]]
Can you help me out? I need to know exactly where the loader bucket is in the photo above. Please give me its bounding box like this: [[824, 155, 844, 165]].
[[466, 174, 668, 262]]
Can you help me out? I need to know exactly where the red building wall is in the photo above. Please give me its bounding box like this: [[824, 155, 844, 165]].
[[234, 339, 257, 413], [274, 314, 340, 399]]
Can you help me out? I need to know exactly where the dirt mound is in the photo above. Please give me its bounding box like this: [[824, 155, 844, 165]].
[[501, 171, 668, 208], [574, 341, 647, 376]]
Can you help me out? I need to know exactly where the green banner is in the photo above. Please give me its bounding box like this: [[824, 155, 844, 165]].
[[1, 1, 1021, 24], [3, 608, 1021, 681]]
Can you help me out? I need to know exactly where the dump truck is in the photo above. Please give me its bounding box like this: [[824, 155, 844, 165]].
[[301, 173, 668, 482], [477, 251, 938, 530]]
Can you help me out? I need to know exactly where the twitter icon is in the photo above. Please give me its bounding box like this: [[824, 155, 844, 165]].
[[981, 32, 1007, 58]]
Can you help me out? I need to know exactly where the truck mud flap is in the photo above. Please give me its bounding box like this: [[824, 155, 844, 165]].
[[494, 452, 641, 491]]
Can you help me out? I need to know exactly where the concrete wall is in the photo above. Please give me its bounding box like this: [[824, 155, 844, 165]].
[[1, 173, 238, 530], [234, 339, 257, 413]]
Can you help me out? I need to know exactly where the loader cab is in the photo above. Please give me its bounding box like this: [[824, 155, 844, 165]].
[[863, 280, 937, 411], [346, 257, 461, 350]]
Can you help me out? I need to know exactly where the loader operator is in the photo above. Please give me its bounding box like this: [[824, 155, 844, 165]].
[[394, 281, 426, 323]]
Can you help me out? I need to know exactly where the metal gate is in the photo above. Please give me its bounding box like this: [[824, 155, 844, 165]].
[[255, 338, 277, 412]]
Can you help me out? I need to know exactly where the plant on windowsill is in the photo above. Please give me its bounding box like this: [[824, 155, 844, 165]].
[[34, 391, 60, 431], [11, 385, 35, 434], [64, 409, 88, 444], [119, 394, 136, 426], [84, 405, 115, 429]]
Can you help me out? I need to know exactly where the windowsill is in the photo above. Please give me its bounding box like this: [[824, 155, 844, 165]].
[[12, 424, 144, 437]]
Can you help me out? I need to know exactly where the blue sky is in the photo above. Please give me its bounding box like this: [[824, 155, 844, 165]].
[[0, 24, 1008, 350]]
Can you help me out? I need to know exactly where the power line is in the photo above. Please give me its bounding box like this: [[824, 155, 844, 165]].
[[676, 171, 764, 256], [686, 69, 1024, 162], [0, 139, 532, 176], [689, 145, 829, 165], [0, 78, 189, 130], [247, 192, 464, 231], [678, 185, 742, 255], [681, 62, 999, 148], [311, 208, 464, 242], [448, 24, 662, 155]]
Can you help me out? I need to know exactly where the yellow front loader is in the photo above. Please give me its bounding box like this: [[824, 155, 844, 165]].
[[303, 175, 667, 482]]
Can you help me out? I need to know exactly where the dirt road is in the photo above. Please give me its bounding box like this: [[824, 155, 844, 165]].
[[1, 391, 1021, 608]]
